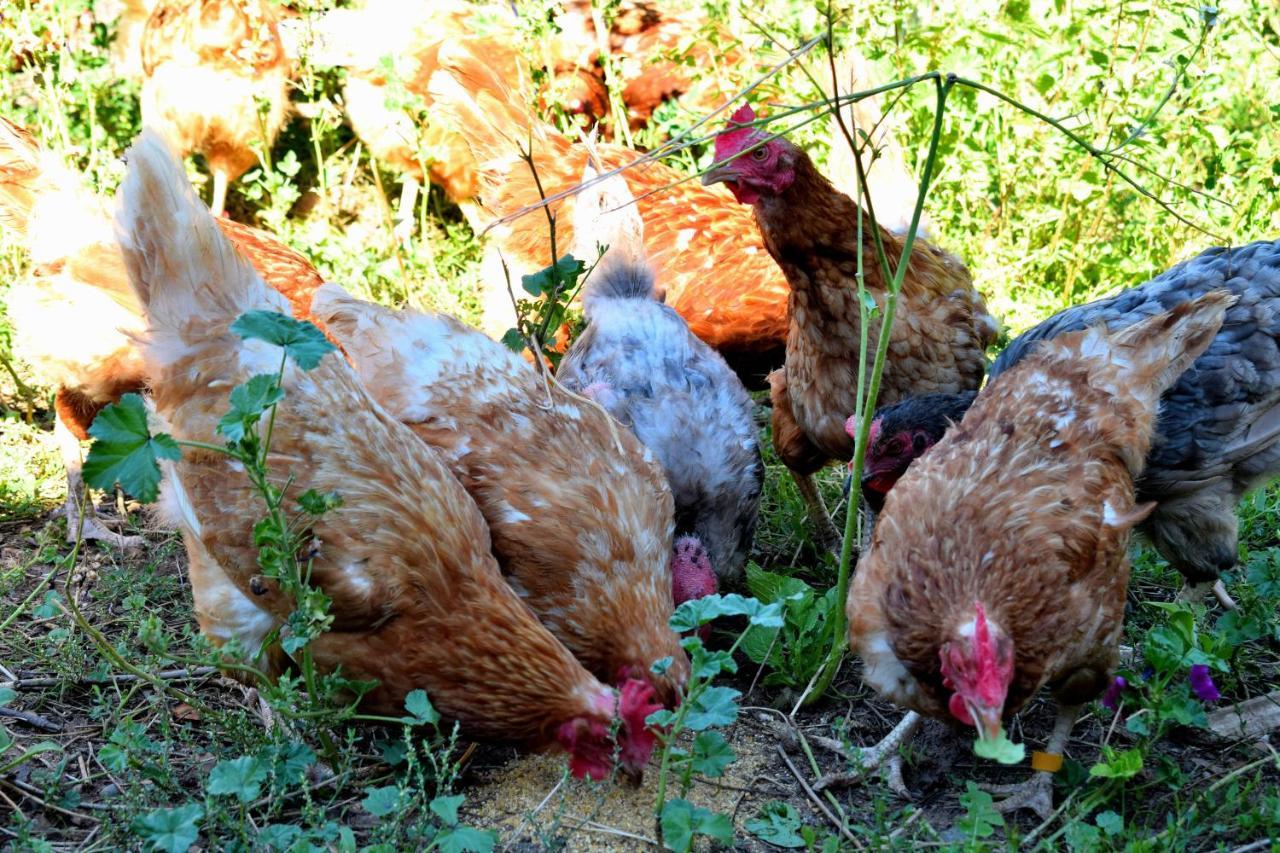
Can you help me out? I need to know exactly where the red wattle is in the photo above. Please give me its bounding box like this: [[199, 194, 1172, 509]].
[[949, 693, 973, 726]]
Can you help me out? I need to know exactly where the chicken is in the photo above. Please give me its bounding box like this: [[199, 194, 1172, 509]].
[[843, 291, 1229, 818], [702, 104, 998, 545], [106, 0, 159, 82], [140, 0, 290, 215], [286, 1, 605, 240], [308, 282, 690, 707], [115, 129, 661, 781], [0, 117, 325, 546], [862, 240, 1280, 608], [556, 160, 761, 586]]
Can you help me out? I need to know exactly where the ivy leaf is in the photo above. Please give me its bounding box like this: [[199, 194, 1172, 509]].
[[403, 689, 440, 726], [690, 731, 735, 778], [956, 782, 1004, 838], [207, 755, 268, 803], [262, 740, 315, 787], [745, 801, 807, 848], [361, 785, 403, 817], [216, 374, 282, 443], [646, 709, 677, 728], [84, 393, 181, 503], [650, 656, 673, 676], [131, 803, 203, 853], [669, 593, 782, 632], [1095, 810, 1124, 836], [430, 794, 466, 826], [683, 685, 741, 731], [435, 826, 497, 853], [231, 311, 336, 370], [521, 255, 585, 297], [660, 799, 733, 852]]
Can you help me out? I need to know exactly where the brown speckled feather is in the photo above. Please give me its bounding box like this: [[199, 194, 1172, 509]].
[[755, 155, 998, 470], [310, 287, 688, 705], [848, 292, 1231, 721]]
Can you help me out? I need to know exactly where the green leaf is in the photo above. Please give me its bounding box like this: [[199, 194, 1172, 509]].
[[435, 826, 497, 853], [650, 656, 673, 676], [647, 709, 678, 728], [683, 685, 740, 731], [361, 785, 402, 817], [430, 794, 466, 826], [520, 255, 585, 297], [33, 590, 61, 619], [216, 374, 282, 443], [956, 782, 1004, 838], [660, 799, 733, 852], [263, 740, 316, 787], [690, 731, 735, 778], [500, 328, 525, 353], [207, 755, 268, 803], [298, 489, 343, 516], [1089, 747, 1144, 779], [973, 728, 1025, 765], [131, 803, 203, 853], [1065, 821, 1102, 851], [258, 824, 302, 851], [231, 311, 336, 370], [0, 688, 14, 707], [84, 393, 181, 503], [745, 801, 807, 848], [669, 593, 782, 632], [1033, 72, 1056, 94], [745, 563, 813, 605], [404, 689, 440, 726], [691, 648, 738, 680], [1095, 810, 1124, 836]]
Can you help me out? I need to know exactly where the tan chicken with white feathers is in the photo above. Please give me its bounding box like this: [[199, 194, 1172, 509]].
[[115, 130, 662, 782]]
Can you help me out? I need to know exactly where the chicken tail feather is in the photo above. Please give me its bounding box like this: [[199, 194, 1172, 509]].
[[1109, 289, 1234, 402], [116, 130, 288, 355], [574, 159, 655, 305]]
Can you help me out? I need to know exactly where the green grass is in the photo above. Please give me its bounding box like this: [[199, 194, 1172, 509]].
[[2, 0, 1280, 849]]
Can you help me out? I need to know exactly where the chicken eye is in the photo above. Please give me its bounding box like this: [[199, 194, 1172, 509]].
[[751, 146, 769, 161]]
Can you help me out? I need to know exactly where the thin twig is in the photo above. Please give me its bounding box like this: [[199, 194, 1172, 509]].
[[2, 666, 218, 690], [775, 746, 863, 849], [0, 706, 62, 732]]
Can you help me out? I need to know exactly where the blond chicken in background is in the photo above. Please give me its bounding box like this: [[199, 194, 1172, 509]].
[[428, 37, 927, 385], [140, 0, 290, 216], [556, 159, 762, 590], [0, 117, 327, 547], [114, 130, 662, 782], [844, 291, 1230, 818], [703, 104, 998, 547], [309, 281, 694, 708]]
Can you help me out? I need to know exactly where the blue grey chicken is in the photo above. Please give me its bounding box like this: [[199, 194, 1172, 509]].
[[860, 239, 1280, 607], [557, 161, 763, 590]]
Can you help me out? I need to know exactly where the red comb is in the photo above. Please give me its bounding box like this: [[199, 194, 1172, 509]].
[[714, 103, 763, 162]]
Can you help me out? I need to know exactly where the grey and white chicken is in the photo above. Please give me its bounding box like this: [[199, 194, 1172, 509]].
[[861, 239, 1280, 608], [557, 161, 763, 589]]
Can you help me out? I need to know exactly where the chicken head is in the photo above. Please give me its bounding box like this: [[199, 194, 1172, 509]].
[[855, 393, 977, 511], [557, 678, 662, 783], [939, 602, 1015, 747], [702, 104, 799, 204]]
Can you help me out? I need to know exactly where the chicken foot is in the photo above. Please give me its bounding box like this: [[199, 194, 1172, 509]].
[[980, 704, 1079, 820], [812, 711, 921, 797], [53, 417, 144, 549], [1177, 579, 1238, 611], [792, 471, 842, 552]]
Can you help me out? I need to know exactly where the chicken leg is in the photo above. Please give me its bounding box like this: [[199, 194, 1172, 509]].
[[1177, 579, 1237, 610], [53, 416, 144, 549], [210, 168, 230, 218], [813, 711, 921, 797], [980, 704, 1079, 820], [393, 177, 420, 244], [793, 471, 842, 552]]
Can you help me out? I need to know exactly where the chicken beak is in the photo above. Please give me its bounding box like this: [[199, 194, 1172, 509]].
[[700, 165, 738, 187], [967, 700, 1005, 746], [860, 474, 886, 512]]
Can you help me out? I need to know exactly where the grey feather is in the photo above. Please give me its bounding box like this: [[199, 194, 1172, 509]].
[[559, 258, 763, 581]]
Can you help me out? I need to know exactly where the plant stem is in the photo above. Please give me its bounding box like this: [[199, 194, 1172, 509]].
[[805, 74, 955, 706]]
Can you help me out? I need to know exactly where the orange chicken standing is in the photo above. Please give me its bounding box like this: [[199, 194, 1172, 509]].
[[115, 130, 661, 780], [845, 291, 1230, 816], [140, 0, 290, 215]]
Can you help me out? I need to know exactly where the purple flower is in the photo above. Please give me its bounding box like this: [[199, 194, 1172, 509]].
[[1100, 676, 1129, 712], [1189, 665, 1221, 703]]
